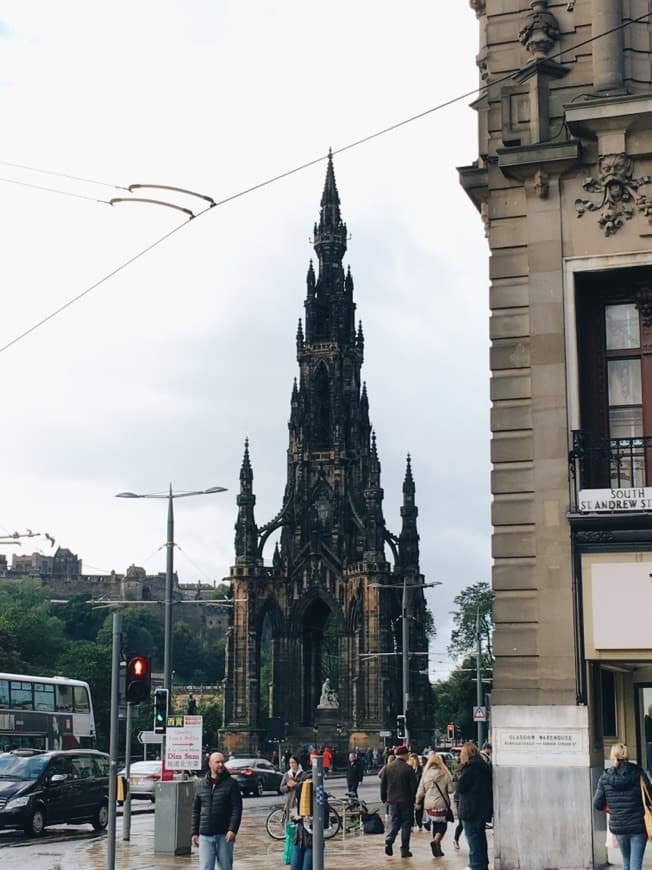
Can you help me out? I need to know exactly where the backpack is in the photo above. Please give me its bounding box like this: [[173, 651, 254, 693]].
[[362, 811, 385, 834]]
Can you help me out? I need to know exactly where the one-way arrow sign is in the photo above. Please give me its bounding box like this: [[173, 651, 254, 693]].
[[137, 729, 163, 745]]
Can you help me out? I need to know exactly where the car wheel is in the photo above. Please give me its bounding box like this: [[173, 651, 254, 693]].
[[92, 802, 109, 831], [255, 779, 264, 797], [25, 805, 46, 837]]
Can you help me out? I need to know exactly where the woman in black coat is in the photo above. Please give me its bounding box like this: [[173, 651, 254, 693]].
[[594, 743, 652, 870], [456, 742, 493, 870]]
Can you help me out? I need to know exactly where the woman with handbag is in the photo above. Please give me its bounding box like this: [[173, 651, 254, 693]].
[[593, 743, 652, 870], [415, 751, 455, 857]]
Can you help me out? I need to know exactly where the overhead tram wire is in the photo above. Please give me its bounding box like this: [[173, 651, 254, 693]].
[[0, 10, 648, 358]]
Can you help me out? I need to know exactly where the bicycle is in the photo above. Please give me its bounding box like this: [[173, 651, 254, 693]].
[[265, 803, 342, 840], [326, 792, 376, 834]]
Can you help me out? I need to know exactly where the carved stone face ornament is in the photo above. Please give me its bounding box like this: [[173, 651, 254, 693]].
[[575, 152, 652, 236]]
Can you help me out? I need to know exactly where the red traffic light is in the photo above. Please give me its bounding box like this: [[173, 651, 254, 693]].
[[129, 656, 149, 679], [125, 655, 152, 703]]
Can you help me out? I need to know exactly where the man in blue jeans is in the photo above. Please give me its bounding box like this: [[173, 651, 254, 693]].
[[192, 751, 242, 870]]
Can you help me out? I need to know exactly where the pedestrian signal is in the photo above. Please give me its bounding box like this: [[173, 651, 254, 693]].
[[154, 688, 168, 733], [447, 724, 455, 740], [125, 654, 151, 703], [396, 714, 406, 739]]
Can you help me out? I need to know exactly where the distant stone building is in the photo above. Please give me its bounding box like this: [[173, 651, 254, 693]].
[[222, 155, 433, 754], [460, 3, 652, 868], [3, 551, 228, 642]]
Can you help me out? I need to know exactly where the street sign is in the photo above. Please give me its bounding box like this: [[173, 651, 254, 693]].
[[473, 706, 487, 722], [379, 730, 392, 737], [165, 715, 203, 770], [137, 730, 163, 745]]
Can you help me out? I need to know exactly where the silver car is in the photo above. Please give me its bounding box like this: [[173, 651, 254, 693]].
[[119, 761, 168, 802]]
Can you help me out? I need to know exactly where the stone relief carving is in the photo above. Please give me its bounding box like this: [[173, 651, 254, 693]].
[[469, 0, 486, 16], [575, 153, 652, 236], [519, 0, 560, 59], [635, 287, 652, 329], [533, 170, 550, 199]]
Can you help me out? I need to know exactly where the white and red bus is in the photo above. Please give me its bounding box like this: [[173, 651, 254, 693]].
[[0, 672, 96, 752]]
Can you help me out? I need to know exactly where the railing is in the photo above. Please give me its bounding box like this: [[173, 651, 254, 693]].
[[569, 430, 652, 510]]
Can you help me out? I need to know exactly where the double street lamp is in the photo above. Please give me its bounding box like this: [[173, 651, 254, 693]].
[[115, 485, 227, 695]]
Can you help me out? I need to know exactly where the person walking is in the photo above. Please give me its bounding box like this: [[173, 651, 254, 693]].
[[191, 751, 242, 870], [281, 755, 303, 812], [415, 751, 454, 857], [346, 751, 364, 796], [456, 742, 492, 870], [594, 742, 652, 870], [407, 753, 423, 831], [380, 744, 417, 858], [322, 745, 333, 776]]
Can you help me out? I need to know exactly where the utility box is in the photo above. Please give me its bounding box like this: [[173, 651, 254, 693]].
[[153, 780, 195, 855]]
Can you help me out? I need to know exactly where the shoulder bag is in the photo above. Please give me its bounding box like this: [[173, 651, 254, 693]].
[[433, 778, 455, 823], [641, 777, 652, 841]]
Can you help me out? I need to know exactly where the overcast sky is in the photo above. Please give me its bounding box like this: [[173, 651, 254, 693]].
[[0, 2, 489, 679]]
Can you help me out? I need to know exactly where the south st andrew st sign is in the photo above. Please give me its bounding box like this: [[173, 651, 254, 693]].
[[578, 487, 652, 512]]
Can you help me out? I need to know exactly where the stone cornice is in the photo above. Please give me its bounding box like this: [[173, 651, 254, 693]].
[[496, 139, 581, 180]]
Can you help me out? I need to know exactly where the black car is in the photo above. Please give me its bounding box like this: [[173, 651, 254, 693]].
[[225, 757, 283, 796], [0, 749, 110, 836]]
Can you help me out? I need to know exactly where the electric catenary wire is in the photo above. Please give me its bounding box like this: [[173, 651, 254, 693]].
[[0, 11, 649, 357]]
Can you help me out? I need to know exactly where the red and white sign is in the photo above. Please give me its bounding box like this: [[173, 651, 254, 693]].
[[165, 715, 203, 771]]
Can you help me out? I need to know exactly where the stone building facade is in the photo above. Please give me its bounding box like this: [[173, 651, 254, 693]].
[[460, 2, 652, 868], [221, 155, 433, 755]]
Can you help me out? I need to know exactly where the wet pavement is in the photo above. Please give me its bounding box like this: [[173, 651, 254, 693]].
[[77, 810, 493, 869]]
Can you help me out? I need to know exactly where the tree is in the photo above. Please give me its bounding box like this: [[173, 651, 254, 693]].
[[448, 581, 494, 662], [97, 607, 164, 667], [55, 641, 112, 750], [432, 655, 482, 741], [55, 594, 105, 642]]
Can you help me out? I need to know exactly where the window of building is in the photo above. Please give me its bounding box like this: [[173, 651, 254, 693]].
[[575, 268, 652, 488]]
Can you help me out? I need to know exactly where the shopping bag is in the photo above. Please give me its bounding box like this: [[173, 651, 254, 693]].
[[283, 822, 297, 864]]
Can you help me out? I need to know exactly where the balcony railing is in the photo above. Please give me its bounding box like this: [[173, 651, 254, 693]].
[[569, 430, 652, 511]]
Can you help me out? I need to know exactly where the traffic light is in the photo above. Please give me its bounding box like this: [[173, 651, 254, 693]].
[[154, 688, 168, 733], [447, 724, 455, 741], [125, 654, 151, 703], [396, 714, 406, 739]]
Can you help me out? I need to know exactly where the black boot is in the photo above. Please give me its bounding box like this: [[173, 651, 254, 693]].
[[400, 848, 413, 858], [431, 839, 443, 857]]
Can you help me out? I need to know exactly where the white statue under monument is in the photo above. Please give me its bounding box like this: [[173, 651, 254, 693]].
[[318, 677, 339, 709]]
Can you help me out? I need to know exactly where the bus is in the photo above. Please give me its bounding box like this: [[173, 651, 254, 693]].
[[0, 672, 96, 752]]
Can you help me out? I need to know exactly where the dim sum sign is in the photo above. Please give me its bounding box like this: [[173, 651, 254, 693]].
[[578, 487, 652, 512]]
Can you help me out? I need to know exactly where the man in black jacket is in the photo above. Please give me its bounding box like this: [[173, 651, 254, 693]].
[[191, 752, 242, 870], [380, 745, 417, 858], [346, 752, 364, 796]]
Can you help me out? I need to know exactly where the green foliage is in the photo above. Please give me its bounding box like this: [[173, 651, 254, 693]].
[[432, 653, 493, 741], [97, 607, 164, 667], [56, 641, 112, 748], [56, 594, 105, 642], [0, 578, 227, 753], [200, 699, 223, 750], [447, 581, 494, 662]]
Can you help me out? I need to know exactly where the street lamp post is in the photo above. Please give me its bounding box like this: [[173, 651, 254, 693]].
[[115, 485, 227, 697], [371, 578, 442, 747]]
